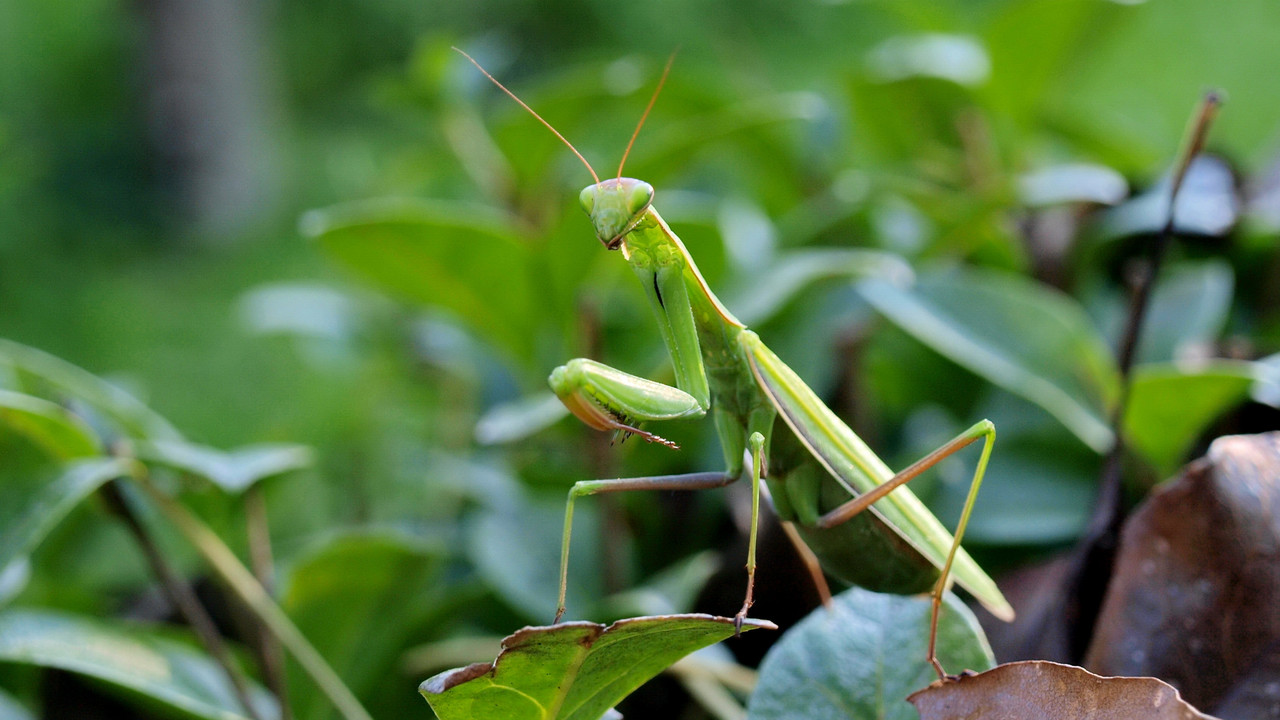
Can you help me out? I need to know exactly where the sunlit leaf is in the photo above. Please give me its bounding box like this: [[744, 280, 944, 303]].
[[0, 609, 278, 720], [747, 587, 994, 720], [0, 389, 100, 459], [859, 269, 1119, 452], [0, 340, 179, 441], [729, 248, 913, 326], [136, 439, 313, 494], [1125, 362, 1256, 477], [422, 615, 774, 720]]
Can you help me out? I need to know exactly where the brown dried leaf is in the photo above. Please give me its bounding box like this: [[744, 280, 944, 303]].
[[908, 660, 1217, 719], [1084, 433, 1280, 711]]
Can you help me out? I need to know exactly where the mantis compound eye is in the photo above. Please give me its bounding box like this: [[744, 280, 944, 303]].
[[625, 181, 654, 217], [579, 185, 596, 215]]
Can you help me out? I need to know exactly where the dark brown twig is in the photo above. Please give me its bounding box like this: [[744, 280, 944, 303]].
[[1065, 91, 1223, 660], [101, 480, 265, 720]]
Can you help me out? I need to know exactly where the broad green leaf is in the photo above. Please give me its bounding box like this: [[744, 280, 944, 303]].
[[1139, 261, 1234, 364], [136, 439, 313, 494], [0, 558, 29, 608], [729, 248, 913, 326], [0, 389, 99, 459], [1096, 261, 1235, 365], [0, 688, 33, 720], [0, 458, 135, 576], [0, 608, 277, 720], [747, 587, 994, 720], [280, 530, 445, 720], [1125, 362, 1256, 477], [468, 494, 603, 623], [474, 393, 568, 446], [421, 614, 774, 720], [859, 270, 1119, 452], [0, 340, 180, 441], [302, 197, 540, 361]]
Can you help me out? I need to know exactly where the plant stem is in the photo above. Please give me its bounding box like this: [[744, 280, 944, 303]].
[[101, 480, 266, 720], [134, 478, 374, 720], [246, 484, 292, 720]]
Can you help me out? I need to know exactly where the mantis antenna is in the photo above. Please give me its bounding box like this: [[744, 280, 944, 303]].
[[453, 47, 601, 185], [616, 52, 677, 181]]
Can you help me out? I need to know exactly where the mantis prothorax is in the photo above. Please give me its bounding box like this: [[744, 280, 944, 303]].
[[456, 48, 1014, 679]]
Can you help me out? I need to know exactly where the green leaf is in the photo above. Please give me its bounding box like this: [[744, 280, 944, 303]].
[[280, 530, 445, 720], [860, 269, 1119, 452], [303, 197, 541, 361], [0, 340, 180, 441], [421, 614, 775, 720], [0, 608, 277, 720], [468, 494, 603, 624], [747, 587, 995, 720], [0, 688, 33, 720], [136, 439, 312, 494], [0, 389, 100, 459], [0, 458, 134, 576], [729, 248, 913, 326], [1125, 361, 1257, 477]]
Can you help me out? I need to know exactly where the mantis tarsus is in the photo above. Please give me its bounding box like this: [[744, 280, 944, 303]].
[[457, 49, 1014, 678]]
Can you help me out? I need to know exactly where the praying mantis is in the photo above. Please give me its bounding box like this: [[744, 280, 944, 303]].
[[457, 50, 1015, 678]]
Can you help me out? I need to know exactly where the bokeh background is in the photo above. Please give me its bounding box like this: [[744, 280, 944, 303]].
[[2, 0, 1280, 718]]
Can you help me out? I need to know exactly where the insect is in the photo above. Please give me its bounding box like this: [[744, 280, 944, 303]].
[[456, 49, 1014, 678]]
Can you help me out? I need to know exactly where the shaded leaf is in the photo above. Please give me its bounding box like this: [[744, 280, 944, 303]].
[[908, 661, 1214, 719], [468, 494, 603, 623], [0, 458, 135, 577], [302, 197, 541, 361], [747, 587, 994, 720], [421, 614, 774, 720], [1132, 261, 1234, 365], [281, 530, 445, 720], [1211, 639, 1280, 720], [0, 389, 100, 459], [136, 439, 313, 494], [1084, 432, 1280, 712], [0, 340, 180, 441], [859, 270, 1118, 451], [0, 608, 278, 720], [1125, 362, 1256, 477]]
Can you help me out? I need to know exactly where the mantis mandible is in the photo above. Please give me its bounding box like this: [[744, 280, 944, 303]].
[[457, 49, 1014, 678]]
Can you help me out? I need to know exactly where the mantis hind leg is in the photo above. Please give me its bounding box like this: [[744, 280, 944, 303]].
[[732, 431, 766, 633], [815, 419, 996, 680]]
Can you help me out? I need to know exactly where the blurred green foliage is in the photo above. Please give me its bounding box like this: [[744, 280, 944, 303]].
[[1, 0, 1279, 718]]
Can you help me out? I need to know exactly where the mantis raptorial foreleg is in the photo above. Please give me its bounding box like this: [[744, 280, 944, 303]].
[[457, 47, 1014, 679]]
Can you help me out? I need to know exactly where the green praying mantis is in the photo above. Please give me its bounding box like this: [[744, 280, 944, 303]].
[[458, 49, 1014, 678]]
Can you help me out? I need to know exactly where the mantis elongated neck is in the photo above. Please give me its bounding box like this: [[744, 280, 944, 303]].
[[621, 207, 745, 331]]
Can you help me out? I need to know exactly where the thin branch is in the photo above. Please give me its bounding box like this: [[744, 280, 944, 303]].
[[101, 480, 265, 720], [246, 485, 291, 720], [133, 476, 374, 720]]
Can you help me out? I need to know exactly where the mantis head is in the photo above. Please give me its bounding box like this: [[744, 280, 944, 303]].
[[580, 178, 654, 249], [453, 47, 672, 251]]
